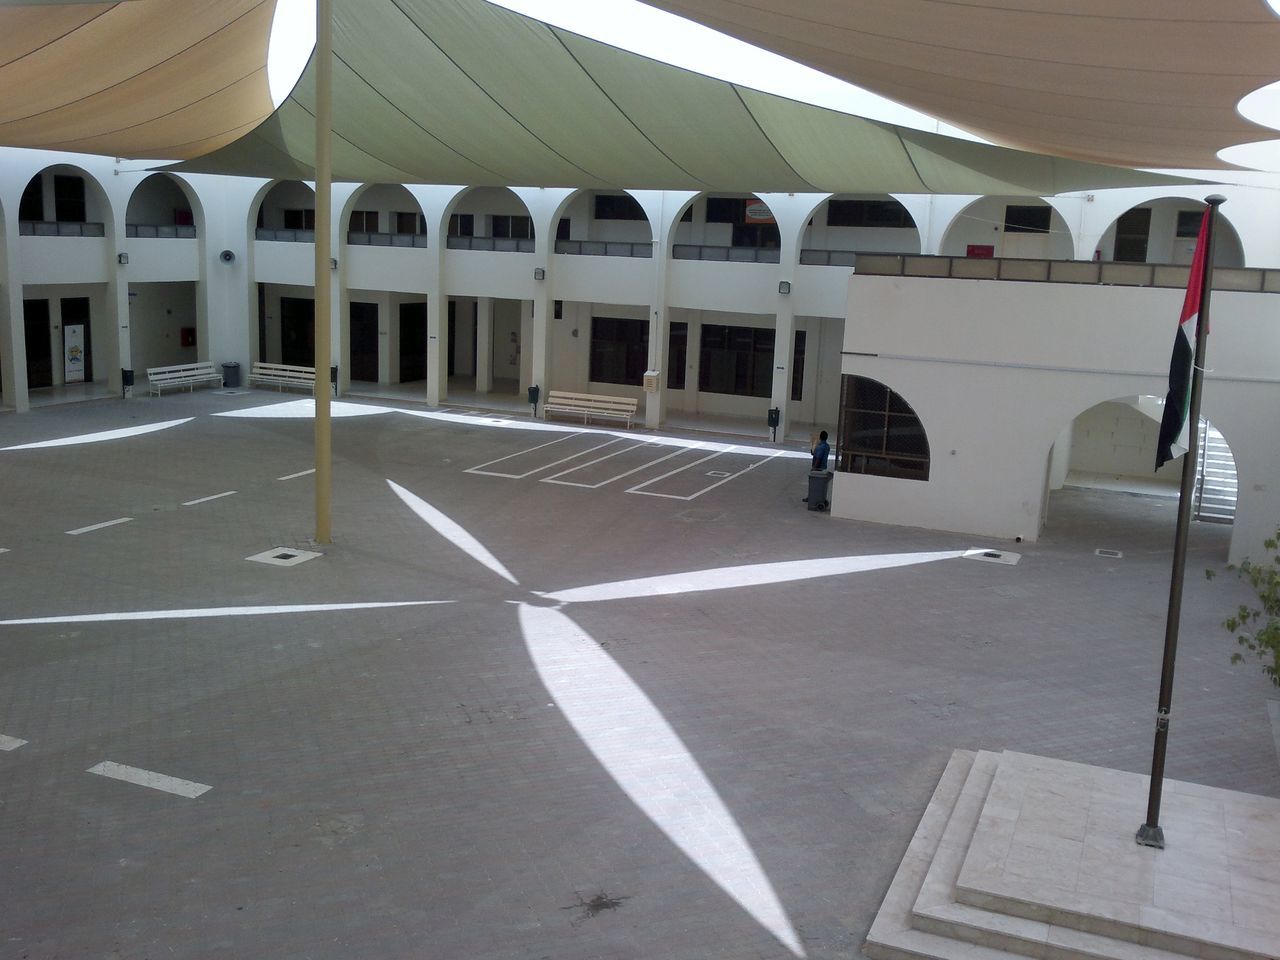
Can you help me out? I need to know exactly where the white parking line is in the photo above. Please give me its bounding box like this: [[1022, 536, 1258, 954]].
[[87, 761, 211, 798], [0, 734, 28, 751], [628, 450, 782, 500], [468, 435, 622, 479], [182, 491, 237, 506], [66, 517, 134, 536], [542, 444, 694, 489], [277, 468, 316, 481]]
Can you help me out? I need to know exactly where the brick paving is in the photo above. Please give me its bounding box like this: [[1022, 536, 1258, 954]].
[[0, 392, 1275, 960]]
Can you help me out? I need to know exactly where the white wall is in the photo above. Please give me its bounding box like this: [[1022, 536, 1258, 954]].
[[128, 281, 198, 373], [835, 275, 1280, 564], [1068, 400, 1181, 488]]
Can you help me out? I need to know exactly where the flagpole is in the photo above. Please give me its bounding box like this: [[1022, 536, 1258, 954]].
[[1135, 194, 1225, 849]]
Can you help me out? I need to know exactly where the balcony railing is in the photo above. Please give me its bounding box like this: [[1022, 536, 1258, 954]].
[[126, 224, 197, 239], [19, 220, 105, 237], [853, 253, 1280, 294], [672, 244, 781, 263], [554, 239, 653, 258], [256, 227, 314, 242], [799, 248, 859, 267], [446, 236, 535, 253], [347, 231, 429, 248]]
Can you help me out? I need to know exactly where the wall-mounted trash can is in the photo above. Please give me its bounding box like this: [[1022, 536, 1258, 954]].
[[222, 361, 240, 388], [807, 470, 833, 511], [121, 368, 134, 399]]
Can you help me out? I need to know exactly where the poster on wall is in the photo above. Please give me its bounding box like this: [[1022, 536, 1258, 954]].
[[64, 323, 85, 383]]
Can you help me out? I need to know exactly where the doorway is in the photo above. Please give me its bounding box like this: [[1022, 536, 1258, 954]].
[[399, 302, 427, 382], [280, 296, 315, 367], [61, 297, 92, 382], [349, 301, 379, 382], [23, 299, 52, 389]]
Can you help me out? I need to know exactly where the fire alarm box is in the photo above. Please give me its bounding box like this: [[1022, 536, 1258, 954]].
[[180, 327, 196, 347]]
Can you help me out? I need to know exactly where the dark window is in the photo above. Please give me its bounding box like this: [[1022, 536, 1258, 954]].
[[705, 197, 742, 223], [395, 211, 426, 234], [556, 218, 570, 241], [826, 199, 913, 228], [1003, 205, 1051, 234], [590, 316, 648, 386], [448, 213, 473, 237], [554, 299, 563, 320], [53, 175, 86, 223], [791, 330, 806, 402], [492, 214, 533, 239], [283, 208, 316, 230], [593, 193, 646, 220], [837, 375, 930, 481], [348, 210, 378, 233], [1176, 210, 1203, 238], [1114, 207, 1152, 263], [699, 324, 774, 398], [732, 222, 780, 248], [19, 176, 43, 221], [668, 322, 688, 390]]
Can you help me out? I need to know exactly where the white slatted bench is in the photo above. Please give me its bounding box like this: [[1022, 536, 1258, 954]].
[[542, 390, 638, 428], [146, 361, 223, 396], [248, 362, 316, 392]]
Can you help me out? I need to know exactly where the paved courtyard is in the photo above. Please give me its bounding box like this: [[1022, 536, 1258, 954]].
[[1, 390, 1276, 960]]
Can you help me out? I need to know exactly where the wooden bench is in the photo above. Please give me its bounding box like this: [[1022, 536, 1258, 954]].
[[146, 361, 223, 396], [248, 362, 316, 392], [542, 390, 638, 428]]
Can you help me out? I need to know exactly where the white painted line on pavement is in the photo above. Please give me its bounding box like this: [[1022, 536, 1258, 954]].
[[0, 734, 28, 751], [87, 761, 211, 798], [0, 418, 193, 451], [466, 433, 583, 478], [277, 468, 316, 480], [0, 600, 449, 626], [182, 491, 237, 506], [66, 517, 134, 536]]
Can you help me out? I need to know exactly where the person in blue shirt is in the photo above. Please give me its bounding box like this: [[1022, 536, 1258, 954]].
[[812, 430, 830, 470]]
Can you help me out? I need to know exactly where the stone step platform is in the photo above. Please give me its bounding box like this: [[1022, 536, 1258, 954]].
[[865, 750, 1280, 960]]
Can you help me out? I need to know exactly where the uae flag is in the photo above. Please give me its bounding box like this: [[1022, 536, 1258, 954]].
[[1155, 207, 1211, 470]]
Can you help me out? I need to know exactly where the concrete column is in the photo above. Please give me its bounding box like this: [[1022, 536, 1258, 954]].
[[684, 312, 701, 415], [644, 305, 668, 428], [1, 231, 29, 409], [108, 271, 131, 394], [331, 261, 345, 395], [381, 295, 399, 384], [426, 279, 447, 405], [769, 293, 797, 439], [475, 296, 493, 393], [529, 292, 550, 397]]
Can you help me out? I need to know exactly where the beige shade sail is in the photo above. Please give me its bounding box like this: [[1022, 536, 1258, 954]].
[[0, 0, 276, 160], [641, 0, 1280, 170], [1, 0, 1199, 194]]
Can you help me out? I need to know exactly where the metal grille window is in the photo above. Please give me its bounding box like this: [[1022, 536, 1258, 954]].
[[492, 214, 533, 239], [349, 210, 378, 233], [837, 375, 930, 481]]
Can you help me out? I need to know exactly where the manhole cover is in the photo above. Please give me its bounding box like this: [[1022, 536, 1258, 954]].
[[246, 547, 322, 567]]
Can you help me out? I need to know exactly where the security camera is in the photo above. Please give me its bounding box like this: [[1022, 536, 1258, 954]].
[[219, 249, 235, 263]]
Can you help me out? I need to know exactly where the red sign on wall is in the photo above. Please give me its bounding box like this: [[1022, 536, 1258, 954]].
[[966, 244, 995, 258]]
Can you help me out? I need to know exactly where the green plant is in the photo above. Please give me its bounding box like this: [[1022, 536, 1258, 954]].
[[1207, 527, 1280, 686]]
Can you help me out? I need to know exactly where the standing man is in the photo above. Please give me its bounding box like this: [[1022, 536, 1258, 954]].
[[811, 430, 830, 470]]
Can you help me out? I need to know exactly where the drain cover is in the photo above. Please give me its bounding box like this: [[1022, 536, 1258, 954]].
[[962, 548, 1021, 565], [247, 547, 322, 567], [1095, 548, 1124, 559]]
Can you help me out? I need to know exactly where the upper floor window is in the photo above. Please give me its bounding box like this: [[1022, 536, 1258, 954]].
[[826, 199, 912, 228], [54, 175, 86, 223], [284, 208, 315, 230], [349, 210, 379, 233], [492, 214, 533, 240], [1176, 210, 1203, 238], [396, 211, 426, 235], [593, 194, 645, 220], [448, 213, 474, 237], [1003, 205, 1051, 234]]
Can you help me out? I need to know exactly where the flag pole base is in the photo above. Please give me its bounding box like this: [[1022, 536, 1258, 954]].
[[1135, 823, 1165, 849]]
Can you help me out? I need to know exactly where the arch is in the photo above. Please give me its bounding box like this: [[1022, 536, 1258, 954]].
[[550, 188, 654, 254], [800, 194, 921, 264], [125, 172, 204, 238], [669, 192, 781, 261], [18, 162, 115, 237], [443, 186, 535, 251], [836, 375, 931, 481], [340, 182, 427, 246], [938, 196, 1075, 260], [252, 179, 317, 240], [1093, 196, 1245, 267]]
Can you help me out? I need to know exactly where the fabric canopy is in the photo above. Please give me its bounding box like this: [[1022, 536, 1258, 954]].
[[642, 0, 1280, 170], [0, 0, 1200, 194], [0, 0, 276, 160]]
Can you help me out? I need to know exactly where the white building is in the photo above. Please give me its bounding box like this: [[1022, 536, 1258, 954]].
[[1, 148, 1277, 561]]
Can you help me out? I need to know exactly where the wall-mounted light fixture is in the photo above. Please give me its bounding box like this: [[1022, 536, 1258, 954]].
[[533, 267, 546, 281], [117, 252, 129, 265], [778, 280, 791, 295], [329, 257, 338, 270]]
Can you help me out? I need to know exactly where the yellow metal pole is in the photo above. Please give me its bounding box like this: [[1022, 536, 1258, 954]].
[[313, 0, 333, 544]]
